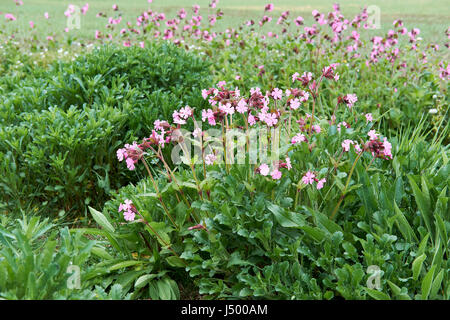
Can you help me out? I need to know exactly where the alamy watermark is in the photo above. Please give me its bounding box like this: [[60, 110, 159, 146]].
[[66, 264, 81, 289]]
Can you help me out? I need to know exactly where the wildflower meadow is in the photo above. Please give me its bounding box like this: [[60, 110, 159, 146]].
[[0, 0, 448, 304]]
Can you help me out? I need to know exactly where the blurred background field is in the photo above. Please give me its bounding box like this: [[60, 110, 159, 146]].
[[0, 0, 449, 46]]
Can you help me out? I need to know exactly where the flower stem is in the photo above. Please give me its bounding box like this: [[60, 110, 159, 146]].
[[330, 151, 363, 220]]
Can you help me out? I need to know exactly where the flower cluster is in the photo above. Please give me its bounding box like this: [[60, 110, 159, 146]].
[[118, 199, 136, 221], [302, 171, 326, 190]]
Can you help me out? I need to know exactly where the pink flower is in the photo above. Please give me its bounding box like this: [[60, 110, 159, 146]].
[[281, 158, 289, 172], [302, 171, 316, 185], [205, 153, 217, 165], [271, 169, 282, 180], [112, 4, 119, 11], [44, 12, 49, 19], [119, 199, 135, 221], [292, 72, 299, 83], [343, 94, 358, 108], [312, 125, 321, 133], [368, 130, 378, 140], [219, 102, 235, 115], [290, 98, 301, 110], [236, 99, 248, 114], [117, 148, 127, 162], [291, 133, 306, 144], [271, 88, 282, 100], [29, 21, 35, 29], [193, 128, 202, 138], [5, 14, 16, 22], [123, 210, 135, 221], [126, 158, 136, 170], [118, 199, 132, 213], [365, 113, 373, 123], [259, 164, 270, 176], [81, 4, 89, 15], [342, 139, 354, 152], [354, 144, 362, 153], [248, 114, 256, 126], [180, 105, 193, 118], [264, 113, 278, 127], [316, 178, 326, 190], [139, 42, 145, 48], [265, 4, 274, 12], [383, 137, 393, 159], [295, 16, 304, 26], [217, 81, 226, 88]]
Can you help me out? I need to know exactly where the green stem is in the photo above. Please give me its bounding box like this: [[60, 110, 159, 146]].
[[330, 151, 363, 220]]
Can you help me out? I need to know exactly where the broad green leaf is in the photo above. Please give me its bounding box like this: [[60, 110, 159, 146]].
[[407, 175, 433, 238], [430, 270, 444, 299], [421, 265, 436, 300], [89, 207, 115, 233], [108, 260, 144, 272], [365, 288, 391, 300], [393, 201, 417, 242], [412, 253, 426, 281]]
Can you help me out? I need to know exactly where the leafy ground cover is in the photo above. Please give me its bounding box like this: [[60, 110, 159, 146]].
[[0, 0, 448, 300]]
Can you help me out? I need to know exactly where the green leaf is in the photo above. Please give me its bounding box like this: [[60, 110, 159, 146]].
[[108, 260, 144, 272], [89, 207, 115, 233], [407, 175, 433, 237], [157, 279, 172, 300], [166, 256, 186, 268], [412, 253, 426, 281], [91, 246, 113, 260], [267, 203, 305, 228], [365, 288, 391, 300], [135, 274, 157, 289], [430, 270, 444, 299], [393, 201, 417, 242], [421, 265, 436, 300]]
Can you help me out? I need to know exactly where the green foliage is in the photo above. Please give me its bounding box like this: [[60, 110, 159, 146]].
[[0, 44, 211, 215]]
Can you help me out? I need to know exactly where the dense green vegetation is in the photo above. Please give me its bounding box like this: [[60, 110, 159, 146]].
[[0, 1, 448, 300]]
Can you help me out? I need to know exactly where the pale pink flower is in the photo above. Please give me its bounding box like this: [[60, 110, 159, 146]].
[[236, 99, 248, 114], [271, 88, 282, 100], [123, 210, 135, 221], [117, 148, 127, 162], [365, 113, 373, 123], [316, 178, 326, 190], [383, 137, 393, 159], [205, 153, 217, 165], [126, 158, 136, 170], [219, 102, 234, 115], [312, 125, 321, 133], [302, 171, 316, 185], [368, 130, 378, 140], [265, 4, 274, 12], [291, 133, 306, 144], [259, 164, 270, 176], [5, 14, 16, 21], [248, 114, 256, 126], [342, 139, 354, 152], [290, 98, 301, 110], [193, 128, 202, 138], [286, 157, 292, 170], [271, 169, 282, 180], [343, 94, 358, 108]]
